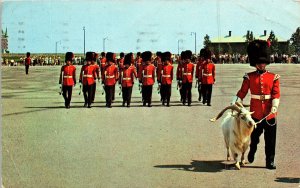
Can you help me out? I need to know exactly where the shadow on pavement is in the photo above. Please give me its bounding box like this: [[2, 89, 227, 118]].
[[274, 177, 300, 184], [154, 160, 226, 173]]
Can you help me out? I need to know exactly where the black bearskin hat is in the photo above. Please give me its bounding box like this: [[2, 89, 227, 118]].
[[162, 51, 172, 62], [124, 53, 132, 65], [203, 48, 212, 60], [199, 48, 205, 58], [106, 52, 115, 62], [185, 50, 193, 60], [85, 51, 94, 61], [141, 51, 152, 62], [247, 40, 271, 67], [180, 51, 186, 60], [65, 52, 74, 62]]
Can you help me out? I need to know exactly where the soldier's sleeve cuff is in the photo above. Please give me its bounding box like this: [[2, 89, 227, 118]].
[[272, 98, 280, 108]]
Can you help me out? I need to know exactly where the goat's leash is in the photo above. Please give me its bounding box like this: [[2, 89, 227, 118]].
[[255, 113, 277, 127]]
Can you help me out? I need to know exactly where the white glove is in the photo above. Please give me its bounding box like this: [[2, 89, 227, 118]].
[[231, 96, 242, 105], [271, 98, 280, 114]]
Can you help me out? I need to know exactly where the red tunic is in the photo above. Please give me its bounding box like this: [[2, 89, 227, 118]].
[[138, 64, 156, 86], [160, 64, 173, 85], [199, 61, 215, 84], [61, 65, 76, 86], [80, 65, 97, 85], [100, 57, 107, 74], [102, 64, 119, 86], [236, 70, 280, 120], [25, 57, 31, 65], [121, 65, 137, 87], [182, 62, 194, 83]]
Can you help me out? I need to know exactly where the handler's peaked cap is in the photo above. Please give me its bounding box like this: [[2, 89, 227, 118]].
[[85, 51, 94, 61], [65, 52, 74, 62], [247, 40, 271, 67], [141, 51, 152, 62]]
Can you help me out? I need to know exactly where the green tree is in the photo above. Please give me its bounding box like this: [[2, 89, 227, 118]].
[[290, 27, 300, 54], [203, 34, 211, 48], [268, 30, 279, 54]]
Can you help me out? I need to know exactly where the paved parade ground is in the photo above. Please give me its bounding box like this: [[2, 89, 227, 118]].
[[2, 64, 300, 188]]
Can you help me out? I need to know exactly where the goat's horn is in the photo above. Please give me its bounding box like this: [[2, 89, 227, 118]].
[[210, 105, 241, 122], [235, 101, 244, 108]]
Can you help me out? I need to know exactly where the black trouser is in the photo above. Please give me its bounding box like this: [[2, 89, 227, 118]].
[[62, 86, 73, 107], [178, 82, 183, 101], [250, 118, 277, 164], [202, 84, 213, 104], [142, 85, 153, 105], [182, 82, 192, 104], [105, 85, 115, 107], [83, 84, 93, 106], [122, 86, 133, 106], [91, 83, 96, 102], [161, 84, 171, 105], [112, 85, 115, 101], [25, 65, 29, 74], [197, 82, 202, 100]]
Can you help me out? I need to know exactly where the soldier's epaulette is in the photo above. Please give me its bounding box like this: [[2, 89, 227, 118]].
[[274, 74, 280, 81], [243, 73, 249, 80]]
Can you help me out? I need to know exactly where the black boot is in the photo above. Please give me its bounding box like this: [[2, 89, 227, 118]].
[[266, 161, 276, 170], [248, 150, 255, 163]]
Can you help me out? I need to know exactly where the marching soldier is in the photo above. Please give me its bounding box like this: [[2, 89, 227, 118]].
[[79, 52, 97, 108], [59, 52, 76, 109], [176, 51, 186, 102], [138, 51, 155, 107], [117, 52, 125, 71], [199, 48, 215, 106], [195, 49, 205, 102], [232, 40, 280, 169], [91, 52, 101, 103], [102, 52, 119, 108], [159, 52, 173, 107], [181, 50, 194, 106], [25, 52, 31, 75], [119, 53, 137, 107]]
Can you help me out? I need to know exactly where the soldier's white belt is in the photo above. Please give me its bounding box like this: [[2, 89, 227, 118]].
[[203, 73, 212, 76], [83, 75, 93, 78], [251, 94, 271, 100], [183, 73, 192, 75], [63, 76, 73, 78], [162, 75, 171, 77], [122, 78, 131, 80], [143, 75, 152, 78], [106, 76, 115, 78]]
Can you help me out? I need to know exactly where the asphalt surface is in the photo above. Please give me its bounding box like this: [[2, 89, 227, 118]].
[[2, 64, 300, 188]]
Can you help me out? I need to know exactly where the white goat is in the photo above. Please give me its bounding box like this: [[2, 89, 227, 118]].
[[210, 102, 256, 169]]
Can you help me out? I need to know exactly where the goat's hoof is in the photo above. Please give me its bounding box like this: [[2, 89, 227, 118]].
[[241, 160, 246, 166], [209, 118, 216, 122], [235, 162, 241, 170]]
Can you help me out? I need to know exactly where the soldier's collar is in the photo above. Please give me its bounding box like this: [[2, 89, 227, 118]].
[[256, 69, 267, 74]]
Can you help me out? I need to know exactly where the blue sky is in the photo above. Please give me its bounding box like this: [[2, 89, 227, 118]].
[[1, 0, 300, 54]]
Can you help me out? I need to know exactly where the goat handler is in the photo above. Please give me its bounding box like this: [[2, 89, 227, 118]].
[[231, 40, 280, 170]]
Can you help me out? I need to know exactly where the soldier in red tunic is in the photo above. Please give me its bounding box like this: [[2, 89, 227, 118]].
[[199, 48, 215, 106], [25, 52, 31, 75], [232, 40, 280, 169], [79, 52, 97, 108], [102, 52, 119, 108], [91, 52, 101, 103], [119, 53, 137, 107], [100, 52, 107, 75], [117, 52, 125, 70], [59, 52, 76, 109], [138, 51, 155, 107], [181, 50, 194, 106], [159, 52, 173, 107], [155, 52, 163, 101], [195, 49, 205, 102], [135, 52, 142, 74]]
